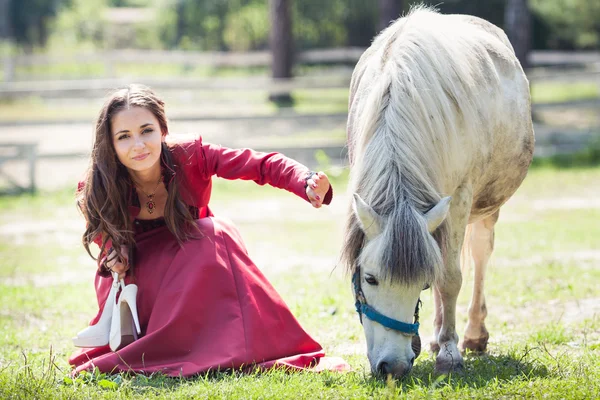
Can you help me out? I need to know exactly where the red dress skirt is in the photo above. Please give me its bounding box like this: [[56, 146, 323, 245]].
[[69, 217, 327, 377]]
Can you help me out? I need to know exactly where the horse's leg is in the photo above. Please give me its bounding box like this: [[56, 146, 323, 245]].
[[430, 286, 442, 353], [434, 185, 472, 374], [460, 210, 499, 353]]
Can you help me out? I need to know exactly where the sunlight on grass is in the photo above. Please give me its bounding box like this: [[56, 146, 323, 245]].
[[291, 88, 350, 115], [117, 63, 270, 78], [531, 82, 599, 104], [531, 325, 573, 345], [15, 63, 107, 79], [1, 164, 600, 398]]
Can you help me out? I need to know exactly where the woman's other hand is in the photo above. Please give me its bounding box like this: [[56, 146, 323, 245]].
[[106, 245, 130, 279], [305, 171, 331, 208]]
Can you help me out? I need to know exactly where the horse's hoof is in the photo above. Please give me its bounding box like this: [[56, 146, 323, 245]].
[[460, 337, 488, 354]]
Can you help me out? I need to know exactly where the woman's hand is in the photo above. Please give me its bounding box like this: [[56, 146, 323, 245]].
[[305, 171, 331, 208], [106, 245, 130, 279]]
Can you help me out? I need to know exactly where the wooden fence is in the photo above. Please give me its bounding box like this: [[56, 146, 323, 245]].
[[1, 48, 599, 92], [0, 48, 598, 193]]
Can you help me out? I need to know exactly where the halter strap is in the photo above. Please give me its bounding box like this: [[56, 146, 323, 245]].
[[352, 268, 421, 336]]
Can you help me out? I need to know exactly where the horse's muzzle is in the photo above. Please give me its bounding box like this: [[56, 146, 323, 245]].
[[375, 357, 414, 378]]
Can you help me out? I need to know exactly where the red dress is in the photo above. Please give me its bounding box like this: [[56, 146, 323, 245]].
[[69, 138, 342, 376]]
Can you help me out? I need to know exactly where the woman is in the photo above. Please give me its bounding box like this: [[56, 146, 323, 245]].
[[69, 84, 339, 377]]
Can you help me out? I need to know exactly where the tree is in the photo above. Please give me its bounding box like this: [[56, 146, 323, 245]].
[[174, 0, 185, 47], [8, 0, 64, 50], [0, 0, 11, 39], [504, 0, 531, 69], [269, 0, 293, 105], [378, 0, 403, 33], [530, 0, 600, 50]]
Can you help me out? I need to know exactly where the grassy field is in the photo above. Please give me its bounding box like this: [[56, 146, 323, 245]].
[[0, 161, 599, 399]]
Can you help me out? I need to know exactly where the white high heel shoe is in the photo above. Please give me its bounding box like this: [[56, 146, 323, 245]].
[[72, 272, 119, 348], [109, 279, 141, 352]]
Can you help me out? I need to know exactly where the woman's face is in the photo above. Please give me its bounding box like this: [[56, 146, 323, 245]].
[[111, 106, 163, 175]]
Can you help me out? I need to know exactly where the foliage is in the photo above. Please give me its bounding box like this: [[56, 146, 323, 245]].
[[413, 0, 506, 31], [48, 0, 108, 51], [531, 0, 600, 49], [157, 0, 232, 51], [7, 0, 600, 53], [292, 0, 377, 49], [223, 1, 270, 51], [8, 0, 66, 49]]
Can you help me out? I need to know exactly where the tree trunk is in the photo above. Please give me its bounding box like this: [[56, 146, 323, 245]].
[[269, 0, 293, 106], [378, 0, 403, 33], [504, 0, 531, 70], [38, 16, 48, 48], [175, 0, 185, 48], [0, 0, 11, 39]]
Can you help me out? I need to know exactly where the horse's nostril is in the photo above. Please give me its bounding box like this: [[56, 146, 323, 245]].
[[410, 356, 415, 366], [377, 361, 391, 376]]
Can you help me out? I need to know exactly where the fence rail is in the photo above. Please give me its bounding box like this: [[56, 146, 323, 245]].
[[1, 67, 598, 100], [0, 75, 353, 98], [3, 48, 600, 68], [2, 48, 599, 83]]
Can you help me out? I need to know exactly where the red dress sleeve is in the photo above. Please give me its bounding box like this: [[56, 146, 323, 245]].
[[196, 140, 333, 205]]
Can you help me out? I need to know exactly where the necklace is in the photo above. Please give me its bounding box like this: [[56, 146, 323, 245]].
[[136, 175, 162, 214]]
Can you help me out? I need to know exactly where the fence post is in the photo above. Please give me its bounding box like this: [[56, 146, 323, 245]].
[[27, 144, 37, 194], [3, 56, 15, 82]]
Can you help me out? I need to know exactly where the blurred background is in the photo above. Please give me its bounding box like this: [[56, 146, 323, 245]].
[[0, 0, 598, 193], [0, 3, 599, 394]]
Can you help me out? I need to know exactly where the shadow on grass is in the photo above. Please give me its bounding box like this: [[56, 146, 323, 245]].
[[531, 141, 600, 169], [122, 350, 551, 393], [396, 351, 550, 391], [0, 347, 567, 398], [329, 348, 553, 395]]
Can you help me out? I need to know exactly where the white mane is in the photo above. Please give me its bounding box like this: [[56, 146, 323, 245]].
[[342, 6, 509, 283]]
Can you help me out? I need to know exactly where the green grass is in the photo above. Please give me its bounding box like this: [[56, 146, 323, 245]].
[[1, 164, 600, 398], [10, 63, 271, 81], [15, 63, 107, 80], [530, 82, 599, 104]]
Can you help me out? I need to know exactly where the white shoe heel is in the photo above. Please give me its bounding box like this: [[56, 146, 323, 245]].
[[109, 280, 141, 352], [72, 272, 119, 348]]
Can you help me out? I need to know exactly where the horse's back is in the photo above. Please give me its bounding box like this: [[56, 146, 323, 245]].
[[450, 15, 534, 219], [347, 8, 534, 219], [451, 14, 514, 52]]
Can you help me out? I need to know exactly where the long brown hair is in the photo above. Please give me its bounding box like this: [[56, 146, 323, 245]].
[[78, 84, 197, 276]]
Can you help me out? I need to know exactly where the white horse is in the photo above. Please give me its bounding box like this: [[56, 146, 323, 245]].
[[342, 7, 534, 378]]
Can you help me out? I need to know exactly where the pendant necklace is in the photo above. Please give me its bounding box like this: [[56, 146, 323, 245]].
[[137, 175, 162, 214]]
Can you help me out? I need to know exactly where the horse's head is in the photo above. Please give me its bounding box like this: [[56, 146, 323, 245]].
[[351, 193, 451, 378]]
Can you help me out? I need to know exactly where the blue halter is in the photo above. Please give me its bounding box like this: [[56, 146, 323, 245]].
[[352, 268, 421, 336]]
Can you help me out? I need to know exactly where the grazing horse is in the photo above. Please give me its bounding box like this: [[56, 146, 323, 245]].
[[341, 7, 534, 378]]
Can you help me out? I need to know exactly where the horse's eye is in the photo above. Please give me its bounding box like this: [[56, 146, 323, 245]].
[[365, 274, 379, 286]]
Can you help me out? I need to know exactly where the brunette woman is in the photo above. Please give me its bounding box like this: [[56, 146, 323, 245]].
[[69, 84, 337, 376]]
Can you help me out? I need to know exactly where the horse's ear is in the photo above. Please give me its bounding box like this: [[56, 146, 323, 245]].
[[425, 196, 452, 233], [352, 193, 382, 239]]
